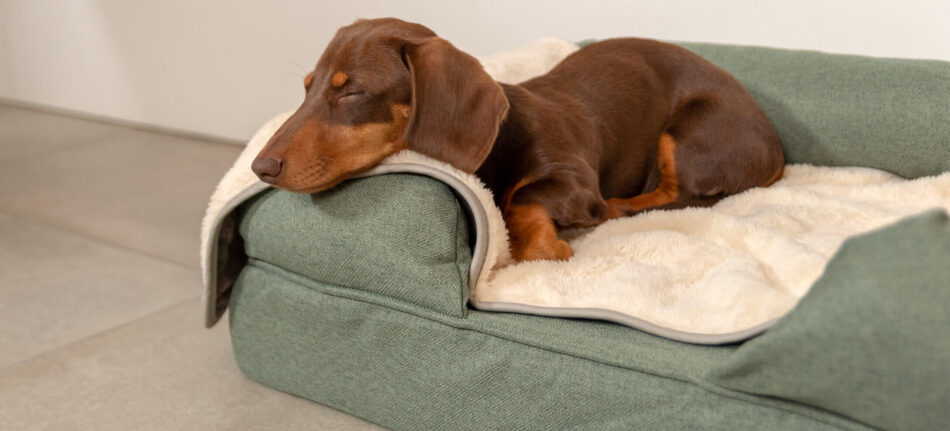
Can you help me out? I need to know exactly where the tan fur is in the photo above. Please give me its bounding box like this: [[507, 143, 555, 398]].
[[332, 71, 348, 87], [280, 104, 410, 193], [606, 133, 680, 217], [304, 71, 315, 89], [504, 204, 573, 261], [761, 163, 785, 187]]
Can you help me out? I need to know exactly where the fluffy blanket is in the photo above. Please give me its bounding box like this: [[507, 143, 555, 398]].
[[200, 38, 950, 342], [474, 164, 950, 335]]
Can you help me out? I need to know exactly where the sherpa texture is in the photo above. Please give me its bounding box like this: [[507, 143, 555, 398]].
[[475, 165, 950, 334]]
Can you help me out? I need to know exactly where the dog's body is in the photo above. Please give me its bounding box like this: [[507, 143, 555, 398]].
[[252, 18, 784, 262]]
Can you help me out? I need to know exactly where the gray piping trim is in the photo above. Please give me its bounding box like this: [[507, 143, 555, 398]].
[[470, 299, 775, 345], [203, 162, 776, 344]]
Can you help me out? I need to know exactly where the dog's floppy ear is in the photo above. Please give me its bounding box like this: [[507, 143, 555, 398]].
[[403, 38, 509, 173]]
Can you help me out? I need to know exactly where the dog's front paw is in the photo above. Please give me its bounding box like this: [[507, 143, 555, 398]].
[[511, 238, 573, 262]]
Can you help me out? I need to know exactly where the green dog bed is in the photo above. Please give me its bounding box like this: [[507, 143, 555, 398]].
[[203, 41, 950, 430]]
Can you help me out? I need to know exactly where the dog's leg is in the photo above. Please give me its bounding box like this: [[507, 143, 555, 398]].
[[606, 133, 680, 218], [504, 204, 573, 262], [606, 93, 784, 220], [502, 165, 609, 262]]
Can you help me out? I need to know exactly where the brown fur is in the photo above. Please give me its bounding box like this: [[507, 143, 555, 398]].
[[252, 18, 785, 262]]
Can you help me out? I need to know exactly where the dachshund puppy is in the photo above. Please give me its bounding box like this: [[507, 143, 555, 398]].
[[252, 18, 784, 262]]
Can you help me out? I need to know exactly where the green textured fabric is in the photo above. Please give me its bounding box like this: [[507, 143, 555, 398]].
[[708, 209, 950, 430], [231, 191, 948, 429], [230, 261, 868, 430], [678, 43, 950, 179], [238, 174, 471, 318]]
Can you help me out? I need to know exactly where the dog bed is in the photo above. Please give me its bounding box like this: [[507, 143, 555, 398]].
[[202, 38, 950, 343], [202, 39, 950, 429]]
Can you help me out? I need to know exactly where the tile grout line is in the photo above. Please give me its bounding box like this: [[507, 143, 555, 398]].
[[0, 209, 202, 272], [0, 107, 229, 385], [0, 136, 115, 168], [0, 294, 204, 375]]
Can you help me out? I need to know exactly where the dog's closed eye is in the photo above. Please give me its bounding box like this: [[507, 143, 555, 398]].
[[337, 90, 366, 102]]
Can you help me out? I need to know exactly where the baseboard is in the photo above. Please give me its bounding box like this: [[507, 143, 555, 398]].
[[0, 97, 244, 146]]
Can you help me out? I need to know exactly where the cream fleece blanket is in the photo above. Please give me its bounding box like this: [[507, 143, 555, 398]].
[[200, 38, 950, 342], [475, 165, 950, 335]]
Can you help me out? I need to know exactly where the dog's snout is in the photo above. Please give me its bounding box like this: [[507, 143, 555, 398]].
[[252, 157, 283, 183]]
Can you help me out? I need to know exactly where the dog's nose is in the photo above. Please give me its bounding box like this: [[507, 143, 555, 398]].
[[252, 157, 283, 183]]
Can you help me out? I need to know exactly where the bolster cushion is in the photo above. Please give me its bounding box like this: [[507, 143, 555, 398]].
[[238, 174, 472, 318], [679, 42, 950, 179]]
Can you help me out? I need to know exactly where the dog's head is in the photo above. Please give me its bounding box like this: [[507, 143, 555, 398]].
[[252, 18, 509, 193]]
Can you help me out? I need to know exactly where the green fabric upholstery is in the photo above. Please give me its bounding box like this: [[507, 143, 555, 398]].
[[228, 43, 950, 430], [239, 174, 471, 318], [678, 43, 950, 179], [708, 209, 950, 431], [230, 259, 867, 430]]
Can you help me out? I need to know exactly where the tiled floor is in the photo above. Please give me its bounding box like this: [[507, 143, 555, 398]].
[[0, 104, 383, 430]]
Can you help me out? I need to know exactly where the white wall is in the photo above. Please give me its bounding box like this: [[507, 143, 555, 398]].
[[1, 0, 948, 142]]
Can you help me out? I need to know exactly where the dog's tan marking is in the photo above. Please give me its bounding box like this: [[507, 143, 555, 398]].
[[279, 104, 411, 193], [606, 133, 680, 218], [761, 164, 785, 187], [332, 71, 349, 87], [303, 71, 315, 89], [505, 204, 573, 262], [392, 103, 410, 120]]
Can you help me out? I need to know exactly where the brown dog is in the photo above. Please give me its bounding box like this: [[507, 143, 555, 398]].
[[252, 18, 784, 262]]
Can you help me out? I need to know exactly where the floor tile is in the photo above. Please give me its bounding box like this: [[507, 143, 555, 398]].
[[0, 299, 384, 430], [0, 107, 371, 429], [0, 130, 242, 268], [0, 105, 130, 162], [0, 212, 201, 368]]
